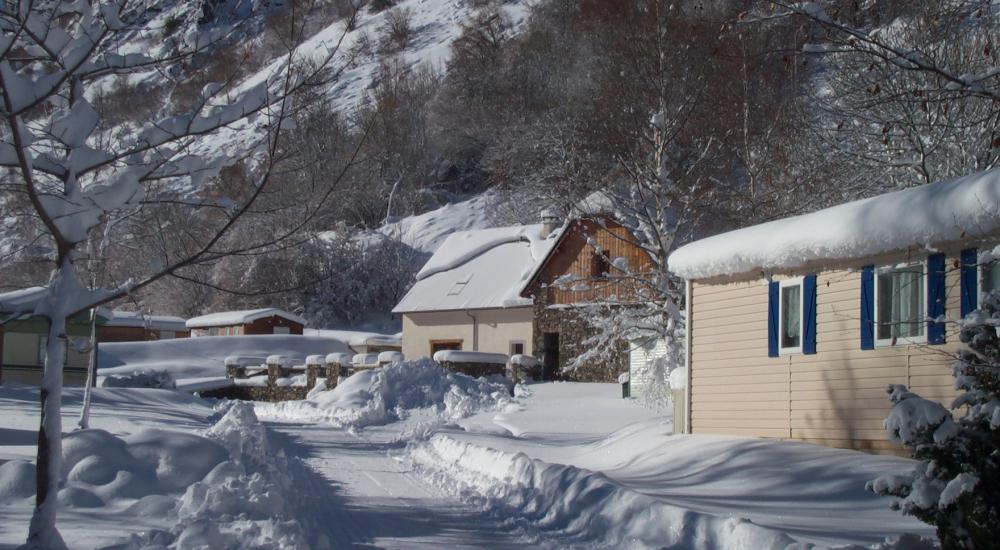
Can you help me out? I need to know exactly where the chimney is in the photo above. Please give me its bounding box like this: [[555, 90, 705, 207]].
[[540, 208, 560, 238]]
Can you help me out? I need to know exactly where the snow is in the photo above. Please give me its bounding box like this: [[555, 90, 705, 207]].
[[97, 334, 352, 381], [393, 223, 561, 313], [359, 192, 497, 254], [325, 352, 352, 366], [668, 168, 1000, 280], [377, 351, 404, 364], [510, 353, 539, 367], [303, 328, 401, 349], [668, 365, 688, 389], [185, 308, 306, 328], [256, 359, 512, 429], [0, 286, 46, 316], [101, 310, 187, 331], [407, 382, 935, 548], [432, 350, 509, 365], [352, 352, 379, 367]]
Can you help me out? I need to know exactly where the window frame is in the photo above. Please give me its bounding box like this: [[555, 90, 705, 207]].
[[509, 340, 526, 356], [979, 248, 1000, 297], [874, 261, 928, 347], [778, 277, 804, 355]]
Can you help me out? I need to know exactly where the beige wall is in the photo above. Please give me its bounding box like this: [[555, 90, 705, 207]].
[[2, 331, 90, 370], [689, 252, 963, 451], [401, 308, 534, 359]]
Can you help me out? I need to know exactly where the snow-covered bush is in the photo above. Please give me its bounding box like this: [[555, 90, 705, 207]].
[[867, 291, 1000, 549], [98, 369, 176, 390]]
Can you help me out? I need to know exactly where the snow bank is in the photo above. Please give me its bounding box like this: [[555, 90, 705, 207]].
[[98, 334, 352, 380], [256, 359, 512, 429], [668, 168, 1000, 279], [433, 350, 509, 365], [378, 351, 404, 364], [409, 435, 802, 549]]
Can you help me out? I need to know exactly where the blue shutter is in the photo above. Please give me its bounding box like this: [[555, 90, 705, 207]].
[[960, 248, 978, 317], [767, 281, 779, 358], [927, 253, 946, 345], [860, 265, 875, 350], [803, 274, 818, 355]]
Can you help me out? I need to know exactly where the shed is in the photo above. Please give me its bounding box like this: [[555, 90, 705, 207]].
[[186, 308, 306, 337], [98, 310, 190, 342]]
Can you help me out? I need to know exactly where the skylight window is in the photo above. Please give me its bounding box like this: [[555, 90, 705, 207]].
[[448, 274, 473, 296]]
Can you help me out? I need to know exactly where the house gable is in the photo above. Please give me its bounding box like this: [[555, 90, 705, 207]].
[[524, 216, 656, 306]]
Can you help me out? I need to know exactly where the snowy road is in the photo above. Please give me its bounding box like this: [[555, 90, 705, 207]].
[[264, 419, 527, 549]]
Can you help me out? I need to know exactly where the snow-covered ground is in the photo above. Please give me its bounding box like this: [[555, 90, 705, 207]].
[[2, 363, 936, 549]]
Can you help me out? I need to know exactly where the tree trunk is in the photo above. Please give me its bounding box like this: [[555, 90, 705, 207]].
[[77, 308, 98, 430], [26, 312, 68, 549]]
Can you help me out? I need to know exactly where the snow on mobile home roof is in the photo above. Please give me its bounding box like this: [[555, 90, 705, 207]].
[[0, 286, 46, 315], [304, 329, 402, 348], [668, 169, 1000, 280], [103, 310, 187, 331], [392, 224, 561, 313], [186, 308, 306, 328]]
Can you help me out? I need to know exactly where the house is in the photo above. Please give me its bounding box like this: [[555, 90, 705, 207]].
[[667, 169, 1000, 452], [186, 308, 306, 337], [393, 212, 655, 381], [0, 287, 106, 386], [98, 310, 190, 342]]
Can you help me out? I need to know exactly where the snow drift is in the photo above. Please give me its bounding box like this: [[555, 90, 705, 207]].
[[257, 359, 513, 428], [98, 334, 353, 380]]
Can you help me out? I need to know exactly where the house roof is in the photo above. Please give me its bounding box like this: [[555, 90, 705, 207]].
[[103, 310, 188, 332], [186, 308, 306, 329], [392, 223, 562, 313], [667, 168, 1000, 281]]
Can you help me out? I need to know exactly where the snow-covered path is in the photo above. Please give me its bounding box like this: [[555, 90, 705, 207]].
[[265, 419, 526, 549]]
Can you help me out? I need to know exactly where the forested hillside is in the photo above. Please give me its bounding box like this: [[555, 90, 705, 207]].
[[2, 0, 997, 331]]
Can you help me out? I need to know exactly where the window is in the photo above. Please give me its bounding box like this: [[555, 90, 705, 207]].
[[590, 251, 610, 278], [273, 326, 291, 335], [875, 263, 926, 345], [779, 278, 803, 354], [509, 341, 525, 356], [209, 327, 219, 336], [448, 274, 472, 296], [982, 257, 1000, 295], [160, 331, 175, 340], [430, 340, 462, 354]]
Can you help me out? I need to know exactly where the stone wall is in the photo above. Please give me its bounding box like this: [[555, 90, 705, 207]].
[[215, 363, 341, 402], [532, 297, 628, 383]]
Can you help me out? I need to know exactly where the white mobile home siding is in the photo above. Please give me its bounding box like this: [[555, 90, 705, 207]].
[[628, 338, 667, 399], [689, 254, 963, 452]]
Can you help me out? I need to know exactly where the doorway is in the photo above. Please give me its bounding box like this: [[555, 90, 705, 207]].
[[542, 332, 559, 380]]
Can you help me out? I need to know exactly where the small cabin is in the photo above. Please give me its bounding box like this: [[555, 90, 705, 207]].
[[186, 308, 306, 337], [667, 169, 1000, 452]]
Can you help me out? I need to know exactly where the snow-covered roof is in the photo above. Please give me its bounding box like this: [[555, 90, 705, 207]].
[[668, 169, 1000, 280], [303, 329, 402, 348], [186, 308, 306, 329], [0, 286, 46, 315], [392, 224, 561, 313], [103, 310, 188, 332]]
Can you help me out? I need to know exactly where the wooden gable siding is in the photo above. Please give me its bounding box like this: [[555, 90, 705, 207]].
[[689, 254, 964, 452], [528, 218, 655, 305], [243, 315, 304, 335]]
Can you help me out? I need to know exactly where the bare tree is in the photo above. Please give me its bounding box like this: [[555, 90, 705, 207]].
[[0, 1, 360, 545]]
